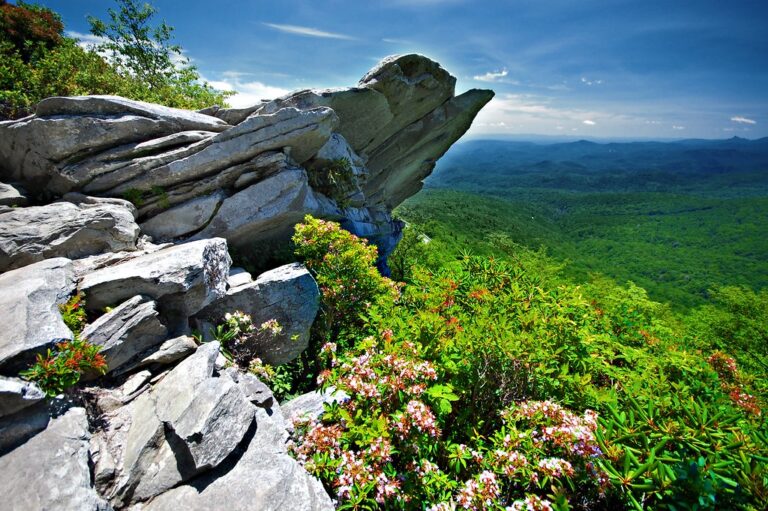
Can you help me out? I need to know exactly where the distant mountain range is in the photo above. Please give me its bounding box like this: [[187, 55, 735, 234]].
[[428, 137, 768, 194]]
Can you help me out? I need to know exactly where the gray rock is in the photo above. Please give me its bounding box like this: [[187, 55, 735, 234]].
[[281, 387, 350, 426], [227, 267, 253, 289], [71, 130, 216, 194], [104, 106, 338, 195], [0, 407, 110, 510], [80, 295, 168, 375], [0, 183, 27, 207], [257, 87, 393, 153], [207, 103, 265, 126], [190, 167, 336, 247], [88, 369, 154, 416], [365, 88, 495, 208], [139, 190, 225, 241], [142, 407, 332, 511], [100, 343, 255, 507], [78, 238, 231, 315], [72, 242, 171, 281], [0, 96, 228, 194], [0, 376, 45, 418], [0, 196, 139, 272], [223, 367, 275, 408], [138, 335, 198, 367], [36, 96, 230, 131], [0, 401, 51, 454], [359, 53, 456, 155], [194, 263, 320, 365], [0, 257, 75, 372]]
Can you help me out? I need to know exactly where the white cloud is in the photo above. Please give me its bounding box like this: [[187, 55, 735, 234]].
[[205, 73, 291, 108], [473, 69, 508, 82], [66, 30, 190, 66], [382, 38, 413, 45], [731, 116, 756, 125], [583, 119, 596, 125], [66, 30, 106, 50], [580, 76, 603, 86], [467, 93, 613, 136], [672, 125, 685, 130], [263, 23, 355, 40]]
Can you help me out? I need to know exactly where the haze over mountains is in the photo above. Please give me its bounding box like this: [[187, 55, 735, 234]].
[[428, 137, 768, 195]]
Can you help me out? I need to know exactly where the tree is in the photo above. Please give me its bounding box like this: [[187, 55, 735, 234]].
[[86, 0, 231, 108]]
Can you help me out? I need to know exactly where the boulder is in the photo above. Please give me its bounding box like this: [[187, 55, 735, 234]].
[[136, 335, 198, 368], [223, 368, 276, 408], [139, 190, 226, 241], [72, 241, 171, 281], [0, 96, 229, 194], [0, 407, 110, 510], [227, 267, 253, 289], [142, 406, 332, 511], [0, 195, 139, 272], [0, 183, 27, 207], [0, 401, 51, 455], [78, 238, 231, 315], [0, 376, 45, 418], [194, 263, 320, 365], [97, 343, 255, 507], [0, 257, 75, 373], [80, 295, 168, 375]]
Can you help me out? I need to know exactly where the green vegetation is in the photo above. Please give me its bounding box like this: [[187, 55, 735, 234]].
[[20, 338, 107, 397], [0, 0, 231, 120], [58, 292, 87, 335], [309, 158, 357, 208], [286, 216, 767, 510], [397, 188, 768, 310], [404, 139, 768, 310]]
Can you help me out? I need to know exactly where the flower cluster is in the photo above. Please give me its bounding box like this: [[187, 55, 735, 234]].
[[455, 471, 501, 509], [289, 333, 446, 506], [20, 337, 108, 397], [395, 399, 440, 437], [708, 351, 762, 415]]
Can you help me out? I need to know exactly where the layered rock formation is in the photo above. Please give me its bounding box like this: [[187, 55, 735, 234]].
[[1, 53, 493, 270], [0, 54, 491, 510]]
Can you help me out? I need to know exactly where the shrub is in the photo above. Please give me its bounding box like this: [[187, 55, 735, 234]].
[[20, 338, 107, 397], [293, 215, 400, 345], [59, 292, 87, 335]]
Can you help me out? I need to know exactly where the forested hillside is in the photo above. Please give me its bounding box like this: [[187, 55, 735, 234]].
[[397, 138, 768, 308]]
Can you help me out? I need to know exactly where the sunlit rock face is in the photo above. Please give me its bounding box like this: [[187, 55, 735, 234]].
[[0, 54, 493, 270]]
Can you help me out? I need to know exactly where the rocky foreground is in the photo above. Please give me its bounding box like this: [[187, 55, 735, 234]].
[[0, 55, 491, 510]]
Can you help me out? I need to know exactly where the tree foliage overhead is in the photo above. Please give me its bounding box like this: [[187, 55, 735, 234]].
[[87, 0, 180, 90], [0, 0, 232, 120]]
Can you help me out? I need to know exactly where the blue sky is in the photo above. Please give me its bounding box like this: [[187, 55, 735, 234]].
[[41, 0, 768, 139]]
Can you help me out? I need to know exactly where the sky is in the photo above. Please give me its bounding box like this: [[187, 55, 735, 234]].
[[39, 0, 768, 140]]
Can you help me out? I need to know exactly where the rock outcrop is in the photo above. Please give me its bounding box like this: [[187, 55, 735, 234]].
[[0, 194, 139, 272], [0, 258, 76, 373], [1, 54, 493, 268], [0, 406, 110, 510], [0, 54, 490, 510]]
